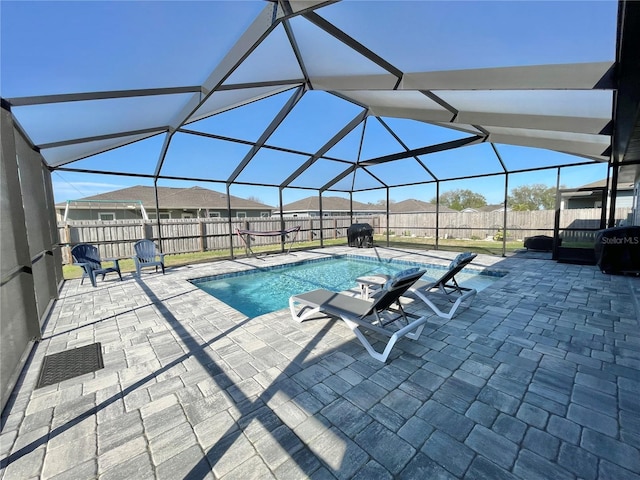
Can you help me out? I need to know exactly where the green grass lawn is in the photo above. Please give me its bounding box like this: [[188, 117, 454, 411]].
[[371, 235, 523, 255], [62, 236, 524, 280], [62, 240, 347, 279]]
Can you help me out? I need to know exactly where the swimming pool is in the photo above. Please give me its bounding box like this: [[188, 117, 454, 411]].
[[191, 255, 504, 318]]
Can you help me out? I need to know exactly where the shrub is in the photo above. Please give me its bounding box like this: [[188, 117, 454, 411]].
[[493, 229, 508, 241]]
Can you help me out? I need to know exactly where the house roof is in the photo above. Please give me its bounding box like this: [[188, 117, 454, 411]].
[[57, 186, 273, 210], [280, 196, 459, 213], [560, 178, 635, 199], [478, 204, 509, 212], [281, 196, 381, 213], [389, 199, 455, 213], [459, 203, 509, 213], [575, 178, 635, 191]]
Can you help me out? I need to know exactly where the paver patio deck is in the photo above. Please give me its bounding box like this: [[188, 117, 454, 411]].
[[1, 246, 639, 479]]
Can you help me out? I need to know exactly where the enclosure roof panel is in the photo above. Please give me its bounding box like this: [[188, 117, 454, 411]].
[[317, 1, 616, 72], [289, 158, 356, 190], [1, 1, 266, 97], [12, 93, 193, 146], [43, 132, 164, 168], [2, 0, 634, 191]]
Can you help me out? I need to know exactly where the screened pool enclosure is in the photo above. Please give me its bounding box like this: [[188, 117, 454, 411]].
[[1, 0, 639, 411]]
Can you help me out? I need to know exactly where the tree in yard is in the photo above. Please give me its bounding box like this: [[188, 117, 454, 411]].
[[508, 184, 556, 210], [431, 189, 487, 211]]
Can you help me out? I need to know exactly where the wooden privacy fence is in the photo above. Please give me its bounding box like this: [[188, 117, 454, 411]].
[[58, 216, 379, 264], [381, 208, 632, 241], [58, 208, 630, 264]]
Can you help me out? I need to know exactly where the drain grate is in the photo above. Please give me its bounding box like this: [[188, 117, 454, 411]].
[[36, 343, 104, 388]]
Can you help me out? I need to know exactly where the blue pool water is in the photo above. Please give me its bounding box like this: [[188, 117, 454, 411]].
[[191, 256, 503, 318]]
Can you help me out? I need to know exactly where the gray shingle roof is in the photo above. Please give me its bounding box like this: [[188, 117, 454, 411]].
[[281, 196, 382, 212], [577, 178, 634, 190], [281, 197, 460, 213], [478, 204, 508, 212], [389, 199, 456, 213], [56, 185, 273, 209]]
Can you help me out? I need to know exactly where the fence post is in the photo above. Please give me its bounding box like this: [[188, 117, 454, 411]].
[[199, 219, 205, 252], [63, 223, 71, 263], [244, 220, 250, 254]]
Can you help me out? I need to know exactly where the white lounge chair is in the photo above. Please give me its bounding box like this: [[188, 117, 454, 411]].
[[408, 252, 478, 320], [289, 268, 428, 362]]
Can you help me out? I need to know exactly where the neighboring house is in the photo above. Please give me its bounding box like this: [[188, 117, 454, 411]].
[[279, 196, 384, 217], [389, 199, 456, 213], [460, 204, 509, 213], [561, 178, 635, 209], [481, 204, 511, 213], [57, 185, 273, 221]]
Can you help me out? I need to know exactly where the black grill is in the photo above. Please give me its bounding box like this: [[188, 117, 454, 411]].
[[347, 223, 374, 248]]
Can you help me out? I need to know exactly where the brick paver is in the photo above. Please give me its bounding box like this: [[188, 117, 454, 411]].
[[1, 246, 639, 479]]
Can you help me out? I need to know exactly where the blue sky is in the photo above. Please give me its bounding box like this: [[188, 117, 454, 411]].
[[1, 1, 617, 207]]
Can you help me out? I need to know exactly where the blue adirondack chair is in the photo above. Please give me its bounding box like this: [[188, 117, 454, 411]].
[[133, 239, 165, 276], [71, 243, 122, 287]]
